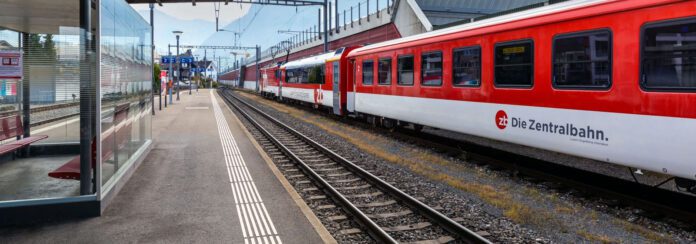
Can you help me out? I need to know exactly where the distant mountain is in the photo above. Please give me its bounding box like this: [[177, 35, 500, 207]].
[[135, 8, 217, 55]]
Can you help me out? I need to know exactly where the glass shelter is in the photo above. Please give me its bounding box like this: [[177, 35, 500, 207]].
[[0, 0, 152, 224]]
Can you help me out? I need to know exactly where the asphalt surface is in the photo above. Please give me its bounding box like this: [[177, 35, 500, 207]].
[[0, 90, 325, 243]]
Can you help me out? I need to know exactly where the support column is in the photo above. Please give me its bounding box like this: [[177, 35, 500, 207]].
[[255, 45, 260, 92], [323, 0, 328, 52], [150, 3, 156, 115], [79, 0, 95, 195], [21, 33, 30, 139]]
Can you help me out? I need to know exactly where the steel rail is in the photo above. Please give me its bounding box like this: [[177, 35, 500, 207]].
[[222, 89, 491, 244], [220, 90, 398, 243]]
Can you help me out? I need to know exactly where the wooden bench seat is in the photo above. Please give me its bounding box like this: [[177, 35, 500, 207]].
[[0, 114, 48, 156], [48, 104, 131, 180]]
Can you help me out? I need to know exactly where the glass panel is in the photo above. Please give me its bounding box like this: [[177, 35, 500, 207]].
[[307, 65, 324, 84], [0, 4, 95, 201], [378, 58, 391, 85], [421, 52, 442, 86], [453, 47, 481, 87], [362, 60, 374, 85], [495, 41, 534, 87], [100, 0, 152, 186], [397, 55, 414, 86], [553, 31, 611, 88], [642, 19, 696, 89]]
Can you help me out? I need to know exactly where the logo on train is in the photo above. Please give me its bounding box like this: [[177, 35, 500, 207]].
[[495, 109, 609, 145], [495, 110, 508, 130]]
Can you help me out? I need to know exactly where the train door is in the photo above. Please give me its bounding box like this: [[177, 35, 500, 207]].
[[347, 59, 356, 113], [332, 61, 341, 115]]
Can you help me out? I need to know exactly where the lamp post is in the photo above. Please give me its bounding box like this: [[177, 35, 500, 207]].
[[219, 29, 241, 47], [173, 30, 183, 101]]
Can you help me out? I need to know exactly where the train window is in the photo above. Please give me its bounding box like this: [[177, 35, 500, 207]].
[[453, 46, 481, 87], [275, 69, 281, 79], [378, 58, 392, 85], [362, 60, 374, 85], [307, 65, 325, 84], [553, 30, 612, 89], [494, 40, 534, 87], [421, 51, 443, 86], [641, 18, 696, 91], [397, 55, 414, 86]]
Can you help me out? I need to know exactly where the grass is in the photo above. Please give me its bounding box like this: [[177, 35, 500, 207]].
[[613, 219, 674, 243], [576, 230, 618, 244]]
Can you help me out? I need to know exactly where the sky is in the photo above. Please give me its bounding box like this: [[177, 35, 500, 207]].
[[130, 1, 374, 69]]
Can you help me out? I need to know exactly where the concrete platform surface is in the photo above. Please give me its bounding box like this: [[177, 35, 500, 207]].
[[0, 89, 329, 244]]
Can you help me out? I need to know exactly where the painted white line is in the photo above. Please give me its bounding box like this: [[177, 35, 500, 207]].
[[210, 90, 282, 243]]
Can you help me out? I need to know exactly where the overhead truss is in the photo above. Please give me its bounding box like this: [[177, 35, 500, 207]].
[[127, 0, 323, 6]]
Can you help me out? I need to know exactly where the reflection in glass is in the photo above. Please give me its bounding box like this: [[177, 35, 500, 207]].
[[397, 55, 414, 86], [495, 41, 534, 87], [553, 31, 611, 88], [100, 0, 152, 186], [642, 19, 696, 89], [421, 52, 442, 86], [453, 47, 481, 87]]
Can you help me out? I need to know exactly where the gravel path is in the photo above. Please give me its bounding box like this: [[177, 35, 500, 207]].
[[232, 90, 696, 243]]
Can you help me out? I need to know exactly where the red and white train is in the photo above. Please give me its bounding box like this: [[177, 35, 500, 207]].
[[253, 0, 696, 187]]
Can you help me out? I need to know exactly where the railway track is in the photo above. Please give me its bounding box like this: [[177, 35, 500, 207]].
[[219, 89, 490, 244]]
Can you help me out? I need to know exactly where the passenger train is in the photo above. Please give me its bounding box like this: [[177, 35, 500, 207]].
[[246, 0, 696, 188]]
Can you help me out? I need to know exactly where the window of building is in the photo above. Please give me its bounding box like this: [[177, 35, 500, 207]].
[[397, 55, 414, 85], [421, 51, 443, 86], [495, 40, 534, 87], [641, 18, 696, 90], [453, 46, 481, 87], [378, 58, 392, 85], [553, 30, 611, 89], [362, 60, 374, 85]]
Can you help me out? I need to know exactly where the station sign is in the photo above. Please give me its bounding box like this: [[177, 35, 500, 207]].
[[180, 57, 194, 64], [160, 56, 173, 64], [0, 50, 22, 79]]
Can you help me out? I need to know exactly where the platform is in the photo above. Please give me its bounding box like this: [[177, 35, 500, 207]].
[[0, 89, 332, 244]]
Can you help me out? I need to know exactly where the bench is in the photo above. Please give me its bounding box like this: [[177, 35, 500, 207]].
[[48, 105, 132, 180], [0, 115, 48, 156]]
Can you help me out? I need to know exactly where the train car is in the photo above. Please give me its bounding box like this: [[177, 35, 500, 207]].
[[279, 47, 358, 115], [259, 64, 281, 98], [345, 0, 696, 185]]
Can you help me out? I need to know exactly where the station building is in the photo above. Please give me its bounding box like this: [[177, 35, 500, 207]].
[[0, 0, 153, 224]]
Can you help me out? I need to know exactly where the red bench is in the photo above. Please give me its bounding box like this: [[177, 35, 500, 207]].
[[0, 115, 48, 156], [48, 105, 131, 180]]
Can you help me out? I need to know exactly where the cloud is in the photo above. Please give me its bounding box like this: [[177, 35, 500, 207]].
[[130, 2, 251, 26]]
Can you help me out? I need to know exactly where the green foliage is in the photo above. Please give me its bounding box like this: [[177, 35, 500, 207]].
[[25, 34, 56, 62], [153, 63, 161, 93]]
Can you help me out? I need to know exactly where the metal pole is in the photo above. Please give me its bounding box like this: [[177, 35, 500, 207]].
[[150, 3, 156, 115], [175, 36, 180, 101], [367, 0, 370, 21], [168, 46, 172, 105], [21, 33, 29, 140], [16, 32, 22, 140], [189, 55, 193, 95], [323, 0, 329, 52], [335, 0, 339, 32], [358, 2, 361, 24], [377, 0, 379, 18], [328, 1, 332, 35], [79, 0, 93, 195], [344, 9, 346, 30], [255, 45, 260, 92], [204, 49, 207, 88]]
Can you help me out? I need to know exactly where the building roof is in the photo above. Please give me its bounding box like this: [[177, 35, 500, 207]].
[[415, 0, 549, 27]]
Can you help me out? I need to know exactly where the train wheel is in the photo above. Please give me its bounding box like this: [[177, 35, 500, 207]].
[[413, 124, 424, 132]]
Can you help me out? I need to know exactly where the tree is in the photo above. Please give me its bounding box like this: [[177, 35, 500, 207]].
[[153, 63, 161, 93]]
